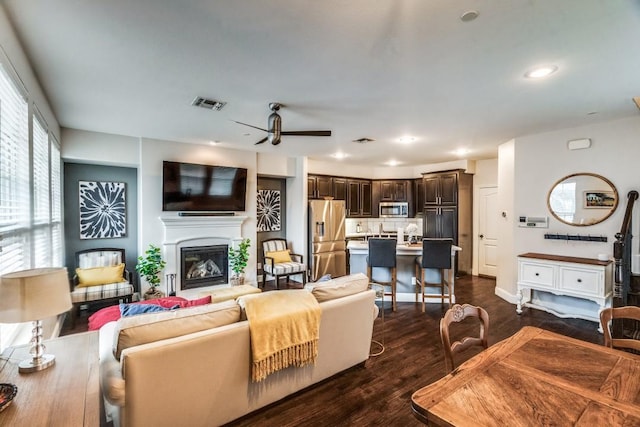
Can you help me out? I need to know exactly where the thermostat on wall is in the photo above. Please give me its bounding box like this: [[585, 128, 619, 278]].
[[518, 216, 549, 228]]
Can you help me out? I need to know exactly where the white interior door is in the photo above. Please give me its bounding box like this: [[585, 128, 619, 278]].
[[478, 187, 498, 277]]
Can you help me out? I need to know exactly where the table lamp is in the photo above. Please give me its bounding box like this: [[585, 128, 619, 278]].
[[0, 268, 72, 373]]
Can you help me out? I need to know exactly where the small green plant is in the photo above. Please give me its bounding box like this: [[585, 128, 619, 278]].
[[136, 244, 166, 290], [229, 238, 251, 277]]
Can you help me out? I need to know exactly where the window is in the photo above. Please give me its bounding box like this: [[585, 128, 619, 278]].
[[0, 62, 63, 352]]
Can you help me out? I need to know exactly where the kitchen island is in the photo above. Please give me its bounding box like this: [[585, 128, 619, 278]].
[[347, 240, 461, 303]]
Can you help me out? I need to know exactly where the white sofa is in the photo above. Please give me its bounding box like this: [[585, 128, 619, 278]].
[[99, 273, 377, 427]]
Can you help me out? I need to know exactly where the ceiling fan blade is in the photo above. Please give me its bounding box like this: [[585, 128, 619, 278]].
[[232, 120, 267, 132], [280, 130, 332, 137], [254, 136, 269, 145]]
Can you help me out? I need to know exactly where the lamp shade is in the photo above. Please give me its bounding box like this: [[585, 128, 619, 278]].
[[0, 267, 72, 323]]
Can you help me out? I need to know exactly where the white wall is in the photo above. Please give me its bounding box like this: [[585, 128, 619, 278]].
[[138, 138, 259, 292], [308, 158, 477, 179], [496, 140, 516, 302], [61, 128, 139, 167], [497, 116, 640, 304]]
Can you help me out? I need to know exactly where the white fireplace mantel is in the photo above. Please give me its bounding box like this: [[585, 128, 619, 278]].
[[159, 215, 247, 296]]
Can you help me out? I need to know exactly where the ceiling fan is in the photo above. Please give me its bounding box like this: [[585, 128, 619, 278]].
[[234, 103, 331, 145]]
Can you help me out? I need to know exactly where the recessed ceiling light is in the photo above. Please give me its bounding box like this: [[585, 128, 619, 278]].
[[209, 140, 220, 145], [524, 65, 558, 79], [397, 136, 416, 144], [454, 148, 469, 156], [386, 160, 400, 166], [460, 10, 479, 22], [332, 152, 348, 159]]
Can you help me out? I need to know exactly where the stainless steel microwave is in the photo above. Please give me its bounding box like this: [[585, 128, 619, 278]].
[[379, 202, 408, 218]]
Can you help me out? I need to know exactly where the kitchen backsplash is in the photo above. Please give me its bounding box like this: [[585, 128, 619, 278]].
[[345, 218, 423, 236]]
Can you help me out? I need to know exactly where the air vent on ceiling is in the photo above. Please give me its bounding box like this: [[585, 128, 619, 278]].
[[352, 137, 375, 143], [191, 96, 226, 111]]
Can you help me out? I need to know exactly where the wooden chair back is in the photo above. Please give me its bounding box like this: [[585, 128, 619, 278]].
[[440, 303, 489, 373], [600, 306, 640, 352]]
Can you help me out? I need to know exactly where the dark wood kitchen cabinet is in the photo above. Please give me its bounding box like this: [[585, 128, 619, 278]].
[[423, 171, 458, 205], [308, 175, 333, 199], [379, 180, 409, 202], [332, 177, 347, 200], [420, 170, 472, 274], [347, 179, 372, 217]]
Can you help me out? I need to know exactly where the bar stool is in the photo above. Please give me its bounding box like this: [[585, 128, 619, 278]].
[[367, 238, 397, 312], [415, 238, 453, 312]]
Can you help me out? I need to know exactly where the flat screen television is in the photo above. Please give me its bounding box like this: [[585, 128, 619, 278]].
[[162, 161, 247, 212]]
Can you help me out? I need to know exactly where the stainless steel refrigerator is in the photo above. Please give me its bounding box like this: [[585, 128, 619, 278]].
[[309, 200, 347, 281]]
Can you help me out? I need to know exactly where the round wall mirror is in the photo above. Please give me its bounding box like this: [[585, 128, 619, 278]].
[[547, 173, 618, 226]]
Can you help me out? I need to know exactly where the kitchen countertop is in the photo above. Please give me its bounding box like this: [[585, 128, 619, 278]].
[[347, 240, 461, 255], [346, 231, 398, 239]]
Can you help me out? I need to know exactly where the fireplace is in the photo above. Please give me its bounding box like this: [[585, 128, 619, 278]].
[[180, 245, 228, 290], [160, 215, 247, 294]]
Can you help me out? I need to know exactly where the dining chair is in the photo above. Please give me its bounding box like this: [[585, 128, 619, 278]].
[[415, 238, 453, 312], [367, 238, 397, 311], [440, 303, 489, 373], [599, 306, 640, 352]]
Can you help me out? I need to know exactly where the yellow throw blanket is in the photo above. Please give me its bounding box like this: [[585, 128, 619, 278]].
[[241, 289, 321, 382]]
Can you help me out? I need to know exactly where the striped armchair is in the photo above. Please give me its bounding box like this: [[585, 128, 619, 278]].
[[70, 248, 134, 326], [262, 238, 307, 289]]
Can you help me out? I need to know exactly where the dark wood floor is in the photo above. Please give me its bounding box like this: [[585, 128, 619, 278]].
[[63, 276, 603, 426]]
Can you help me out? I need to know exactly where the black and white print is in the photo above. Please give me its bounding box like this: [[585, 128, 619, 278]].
[[79, 181, 126, 239], [257, 189, 281, 232]]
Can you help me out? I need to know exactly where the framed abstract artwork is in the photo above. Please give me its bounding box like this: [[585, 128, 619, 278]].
[[257, 189, 281, 232], [79, 181, 127, 239]]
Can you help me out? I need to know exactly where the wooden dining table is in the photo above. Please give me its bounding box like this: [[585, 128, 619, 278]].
[[411, 326, 640, 426]]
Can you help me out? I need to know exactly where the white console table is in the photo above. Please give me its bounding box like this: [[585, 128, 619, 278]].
[[516, 253, 612, 328]]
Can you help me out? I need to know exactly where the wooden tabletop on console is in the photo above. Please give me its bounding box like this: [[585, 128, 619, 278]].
[[518, 252, 611, 266], [0, 331, 100, 427], [411, 326, 640, 426]]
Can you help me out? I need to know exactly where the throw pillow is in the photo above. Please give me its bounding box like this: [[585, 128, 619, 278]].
[[113, 299, 241, 360], [119, 303, 179, 317], [179, 295, 212, 307], [265, 249, 292, 263], [76, 263, 125, 287], [317, 274, 332, 282], [308, 272, 369, 302]]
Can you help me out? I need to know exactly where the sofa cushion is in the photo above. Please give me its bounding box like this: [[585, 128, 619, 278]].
[[306, 272, 369, 302], [113, 299, 241, 360], [76, 263, 125, 287]]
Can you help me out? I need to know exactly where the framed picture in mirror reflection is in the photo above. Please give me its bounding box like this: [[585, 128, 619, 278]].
[[583, 191, 616, 209]]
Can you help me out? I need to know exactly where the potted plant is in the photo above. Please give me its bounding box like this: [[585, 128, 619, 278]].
[[136, 244, 167, 299], [229, 238, 250, 286]]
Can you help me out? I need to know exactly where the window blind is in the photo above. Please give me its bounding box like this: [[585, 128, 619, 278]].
[[0, 62, 30, 273]]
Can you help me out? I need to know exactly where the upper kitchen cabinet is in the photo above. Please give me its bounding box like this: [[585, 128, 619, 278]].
[[423, 171, 458, 205], [308, 175, 333, 199], [332, 177, 347, 200], [379, 180, 410, 202], [347, 179, 372, 217]]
